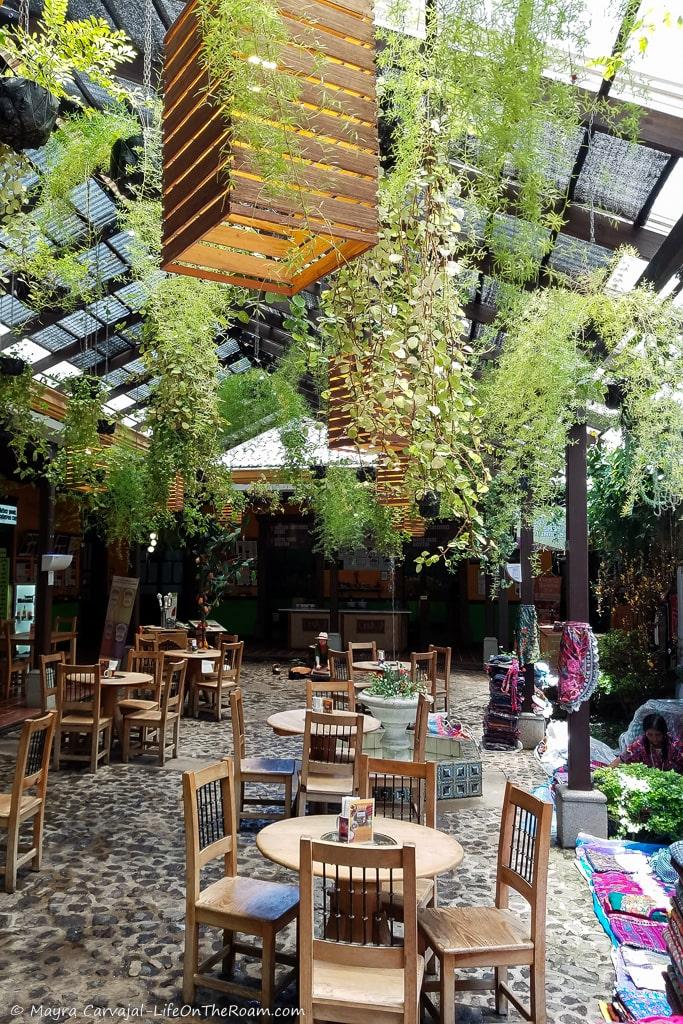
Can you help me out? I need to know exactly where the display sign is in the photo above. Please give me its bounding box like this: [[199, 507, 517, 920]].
[[0, 503, 17, 526], [100, 575, 140, 663]]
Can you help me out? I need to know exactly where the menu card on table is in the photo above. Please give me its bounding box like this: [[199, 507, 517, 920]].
[[338, 798, 375, 843]]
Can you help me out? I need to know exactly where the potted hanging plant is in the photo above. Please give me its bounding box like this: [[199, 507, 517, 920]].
[[49, 374, 109, 494], [0, 353, 27, 376], [417, 489, 441, 518], [0, 0, 135, 152], [360, 665, 425, 761]]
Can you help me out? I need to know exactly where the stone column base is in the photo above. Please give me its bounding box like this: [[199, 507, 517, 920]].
[[25, 669, 42, 708], [518, 711, 545, 750], [556, 785, 608, 849]]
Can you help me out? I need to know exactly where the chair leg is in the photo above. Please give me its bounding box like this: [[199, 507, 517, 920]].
[[122, 722, 130, 763], [529, 956, 546, 1024], [53, 726, 61, 770], [89, 729, 98, 774], [4, 817, 20, 893], [183, 917, 199, 1005], [297, 789, 306, 816], [104, 724, 112, 766], [221, 928, 235, 978], [495, 966, 509, 1016], [159, 724, 167, 766], [284, 774, 292, 820], [260, 927, 276, 1012], [440, 954, 455, 1024], [31, 806, 45, 871]]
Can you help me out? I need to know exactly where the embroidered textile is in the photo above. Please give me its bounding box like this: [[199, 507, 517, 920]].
[[557, 620, 599, 712], [610, 914, 669, 953]]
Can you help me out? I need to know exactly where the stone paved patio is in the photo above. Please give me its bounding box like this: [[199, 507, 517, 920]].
[[0, 664, 612, 1022]]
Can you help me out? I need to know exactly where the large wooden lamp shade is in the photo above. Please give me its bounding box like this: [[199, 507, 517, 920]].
[[327, 357, 408, 452], [162, 0, 379, 296]]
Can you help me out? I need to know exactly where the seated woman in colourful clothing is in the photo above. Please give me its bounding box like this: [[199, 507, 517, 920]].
[[610, 714, 683, 773]]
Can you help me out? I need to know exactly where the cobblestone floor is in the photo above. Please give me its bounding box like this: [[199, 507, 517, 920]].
[[0, 663, 611, 1023]]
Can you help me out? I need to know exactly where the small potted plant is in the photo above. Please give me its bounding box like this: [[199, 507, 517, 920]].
[[361, 665, 425, 761], [0, 1, 135, 152]]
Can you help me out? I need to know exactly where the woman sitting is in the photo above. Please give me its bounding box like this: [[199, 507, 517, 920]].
[[610, 713, 683, 774]]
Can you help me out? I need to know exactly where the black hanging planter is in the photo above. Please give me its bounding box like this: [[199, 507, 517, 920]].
[[0, 354, 27, 376], [97, 418, 116, 436], [0, 78, 59, 152], [356, 466, 376, 483], [109, 133, 145, 195], [417, 490, 441, 518], [312, 465, 327, 480]]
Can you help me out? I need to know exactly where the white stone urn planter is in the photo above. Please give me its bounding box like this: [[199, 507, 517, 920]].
[[360, 692, 419, 761]]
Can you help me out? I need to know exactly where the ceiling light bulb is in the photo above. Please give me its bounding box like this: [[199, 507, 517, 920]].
[[150, 532, 157, 540], [147, 546, 155, 553]]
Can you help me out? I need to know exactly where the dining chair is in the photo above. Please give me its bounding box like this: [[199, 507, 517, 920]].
[[119, 649, 164, 715], [411, 650, 437, 698], [55, 663, 112, 773], [229, 688, 297, 828], [156, 630, 188, 651], [2, 618, 30, 701], [122, 658, 187, 765], [348, 640, 378, 663], [419, 782, 552, 1024], [135, 632, 159, 652], [299, 836, 422, 1024], [298, 710, 362, 815], [39, 651, 65, 712], [305, 676, 355, 712], [413, 691, 433, 762], [192, 640, 243, 720], [428, 644, 452, 713], [0, 711, 56, 892], [52, 615, 78, 663], [182, 758, 299, 1009], [360, 754, 437, 912]]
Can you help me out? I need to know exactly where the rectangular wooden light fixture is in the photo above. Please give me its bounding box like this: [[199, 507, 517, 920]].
[[162, 0, 379, 296], [328, 357, 408, 452]]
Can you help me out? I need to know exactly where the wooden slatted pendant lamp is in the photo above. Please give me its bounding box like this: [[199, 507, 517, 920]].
[[162, 0, 379, 296], [166, 474, 185, 513], [328, 357, 408, 452], [376, 453, 410, 507]]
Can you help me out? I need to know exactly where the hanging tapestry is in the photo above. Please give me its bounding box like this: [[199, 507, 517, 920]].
[[557, 621, 599, 712], [516, 603, 540, 666]]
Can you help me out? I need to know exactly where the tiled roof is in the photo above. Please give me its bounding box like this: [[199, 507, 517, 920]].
[[222, 419, 375, 470]]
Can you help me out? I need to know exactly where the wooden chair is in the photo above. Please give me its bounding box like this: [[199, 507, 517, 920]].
[[419, 782, 553, 1024], [1, 618, 30, 701], [135, 632, 159, 651], [411, 650, 437, 698], [39, 651, 65, 712], [52, 615, 78, 663], [0, 712, 56, 892], [122, 659, 187, 765], [348, 640, 378, 662], [182, 758, 299, 1009], [360, 754, 437, 912], [413, 691, 433, 762], [155, 630, 188, 651], [55, 663, 112, 773], [428, 644, 452, 713], [328, 648, 355, 682], [306, 677, 355, 712], [229, 688, 297, 828], [119, 649, 164, 715], [298, 710, 362, 814], [299, 836, 422, 1024], [191, 640, 243, 720]]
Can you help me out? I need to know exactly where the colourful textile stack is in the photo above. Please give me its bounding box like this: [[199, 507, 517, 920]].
[[576, 836, 677, 1021], [664, 846, 683, 1013], [482, 653, 522, 751]]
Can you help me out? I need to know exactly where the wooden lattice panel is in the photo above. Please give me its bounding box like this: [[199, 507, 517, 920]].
[[162, 0, 379, 296]]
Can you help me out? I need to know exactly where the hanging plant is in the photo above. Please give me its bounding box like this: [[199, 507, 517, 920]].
[[417, 490, 441, 519], [0, 353, 27, 376], [49, 375, 111, 494], [0, 144, 27, 227], [0, 0, 134, 151], [0, 362, 51, 477]]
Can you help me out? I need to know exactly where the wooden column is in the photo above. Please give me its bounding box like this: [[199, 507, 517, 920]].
[[34, 477, 55, 659], [519, 520, 536, 712], [566, 422, 592, 791]]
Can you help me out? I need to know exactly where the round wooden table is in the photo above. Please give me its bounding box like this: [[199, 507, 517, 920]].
[[257, 814, 463, 879], [161, 647, 221, 689], [100, 671, 154, 721], [353, 660, 412, 674], [267, 708, 382, 737]]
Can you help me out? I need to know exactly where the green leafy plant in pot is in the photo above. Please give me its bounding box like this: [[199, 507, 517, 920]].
[[0, 0, 135, 152]]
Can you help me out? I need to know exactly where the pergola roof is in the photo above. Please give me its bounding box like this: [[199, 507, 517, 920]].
[[0, 0, 682, 427]]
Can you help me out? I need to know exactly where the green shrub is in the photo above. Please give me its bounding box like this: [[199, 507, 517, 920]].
[[595, 629, 667, 713], [594, 763, 683, 843]]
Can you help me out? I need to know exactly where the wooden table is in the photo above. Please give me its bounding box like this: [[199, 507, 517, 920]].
[[258, 814, 463, 943], [267, 708, 381, 737], [161, 647, 221, 692], [353, 660, 411, 674], [100, 671, 154, 721]]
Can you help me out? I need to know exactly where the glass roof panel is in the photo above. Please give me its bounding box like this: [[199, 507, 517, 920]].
[[575, 132, 671, 221], [0, 295, 34, 328], [30, 324, 78, 352], [549, 234, 613, 278]]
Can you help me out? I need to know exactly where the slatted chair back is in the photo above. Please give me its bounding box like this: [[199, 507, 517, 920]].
[[306, 677, 355, 712], [156, 630, 188, 651], [126, 649, 164, 700], [160, 659, 187, 725], [328, 649, 353, 682], [55, 615, 77, 634], [428, 644, 451, 705], [220, 640, 243, 684], [230, 687, 247, 761], [183, 758, 237, 906], [412, 691, 433, 762], [302, 710, 362, 789], [56, 663, 101, 718], [496, 782, 552, 942], [410, 650, 436, 691], [135, 632, 159, 651], [348, 640, 378, 663], [39, 652, 65, 712], [299, 838, 418, 1011], [360, 755, 436, 828], [12, 712, 56, 803]]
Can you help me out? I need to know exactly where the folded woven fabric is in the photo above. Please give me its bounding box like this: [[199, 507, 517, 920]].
[[650, 847, 679, 886], [606, 892, 668, 921], [610, 914, 668, 952], [587, 849, 650, 874]]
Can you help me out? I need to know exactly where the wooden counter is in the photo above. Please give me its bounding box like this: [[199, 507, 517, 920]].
[[341, 610, 409, 651]]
